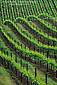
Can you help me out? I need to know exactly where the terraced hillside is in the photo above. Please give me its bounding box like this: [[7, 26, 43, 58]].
[[0, 0, 57, 85]]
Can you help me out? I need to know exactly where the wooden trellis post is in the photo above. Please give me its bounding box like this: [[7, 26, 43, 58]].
[[51, 64, 52, 74], [15, 48, 17, 62], [18, 42, 19, 45], [7, 61, 9, 69], [56, 33, 57, 38], [15, 66, 17, 76], [48, 40, 49, 46], [47, 50, 49, 72], [38, 39, 39, 44], [56, 70, 57, 78], [35, 68, 37, 78], [34, 55, 37, 78], [45, 73, 47, 85], [25, 45, 26, 60], [53, 41, 55, 46], [11, 52, 12, 60], [4, 50, 5, 55], [14, 40, 16, 42], [21, 60, 22, 83], [34, 46, 35, 51], [26, 64, 28, 85], [7, 51, 8, 56], [21, 44, 22, 49]]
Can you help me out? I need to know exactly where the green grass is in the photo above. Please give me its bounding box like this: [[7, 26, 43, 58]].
[[0, 66, 15, 85]]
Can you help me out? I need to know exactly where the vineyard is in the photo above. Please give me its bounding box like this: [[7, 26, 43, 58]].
[[0, 0, 57, 85]]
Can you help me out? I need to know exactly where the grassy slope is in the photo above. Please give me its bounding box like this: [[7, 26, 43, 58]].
[[0, 66, 15, 85]]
